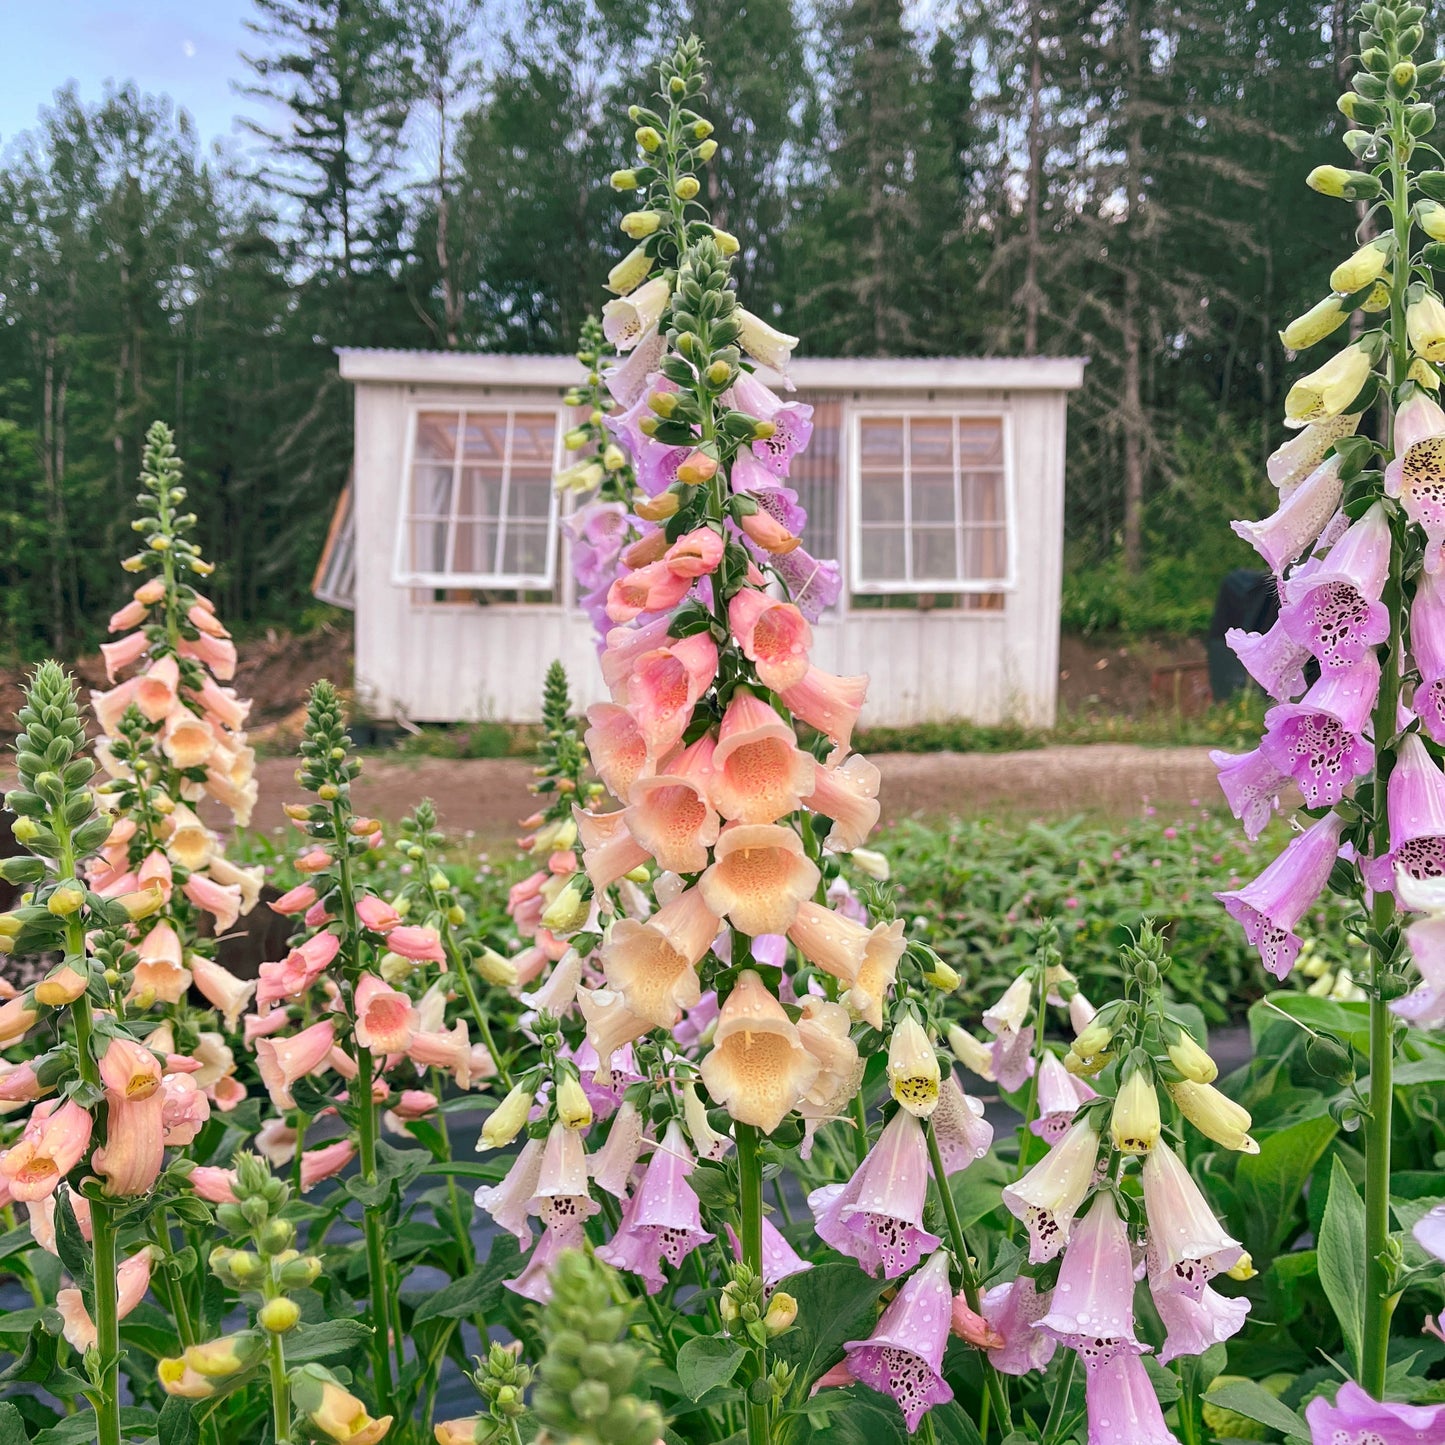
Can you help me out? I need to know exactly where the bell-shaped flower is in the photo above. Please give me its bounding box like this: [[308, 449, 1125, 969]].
[[1150, 1274, 1249, 1363], [983, 973, 1037, 1093], [270, 882, 319, 916], [1259, 653, 1378, 807], [162, 707, 217, 770], [664, 526, 725, 577], [1081, 1349, 1181, 1445], [584, 702, 650, 801], [848, 917, 907, 1031], [596, 1119, 713, 1292], [1002, 1116, 1101, 1263], [625, 736, 719, 872], [1232, 456, 1344, 574], [196, 675, 249, 731], [709, 691, 817, 824], [606, 559, 693, 623], [1283, 342, 1373, 428], [257, 929, 342, 1008], [301, 1377, 391, 1444], [100, 629, 148, 681], [204, 855, 263, 916], [724, 1215, 813, 1289], [701, 969, 819, 1133], [573, 807, 649, 894], [887, 1016, 941, 1118], [981, 1275, 1056, 1376], [135, 655, 181, 722], [787, 899, 867, 986], [1141, 1139, 1244, 1296], [532, 1120, 598, 1242], [1110, 1063, 1161, 1155], [1268, 413, 1361, 498], [1411, 565, 1445, 742], [779, 666, 868, 751], [1227, 616, 1311, 702], [804, 753, 881, 853], [730, 369, 814, 475], [735, 308, 798, 372], [190, 1166, 239, 1204], [130, 920, 190, 1005], [928, 1068, 993, 1171], [353, 973, 416, 1054], [256, 1021, 335, 1110], [1030, 1051, 1096, 1145], [385, 924, 445, 963], [1036, 1190, 1143, 1365], [1167, 1080, 1258, 1153], [842, 1249, 955, 1432], [809, 1108, 941, 1277], [590, 1098, 649, 1197], [59, 1246, 154, 1351], [183, 872, 241, 933], [728, 587, 812, 690], [626, 632, 719, 755], [1409, 290, 1445, 363], [1210, 746, 1290, 841], [94, 1038, 166, 1197], [1413, 1202, 1445, 1262], [1386, 390, 1445, 571], [1216, 811, 1346, 979], [576, 986, 652, 1074], [795, 996, 864, 1157], [602, 274, 670, 352], [299, 1139, 356, 1192], [1303, 1380, 1444, 1445], [410, 1019, 487, 1089], [161, 1074, 211, 1146], [0, 1099, 93, 1201], [601, 886, 719, 1028], [699, 822, 820, 935], [1280, 501, 1390, 669], [1364, 733, 1445, 899], [680, 1080, 733, 1161], [475, 1137, 544, 1245]]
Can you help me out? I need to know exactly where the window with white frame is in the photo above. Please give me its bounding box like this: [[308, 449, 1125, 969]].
[[851, 413, 1012, 598], [396, 407, 561, 593]]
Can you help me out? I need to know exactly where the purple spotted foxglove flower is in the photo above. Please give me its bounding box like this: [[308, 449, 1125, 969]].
[[1304, 1381, 1445, 1445], [1215, 812, 1346, 979], [1393, 873, 1445, 1027], [595, 1118, 713, 1294], [532, 1120, 600, 1242], [1414, 1202, 1445, 1260], [1259, 651, 1378, 807], [1210, 746, 1291, 841], [980, 1275, 1056, 1376], [474, 1137, 544, 1245], [1385, 389, 1445, 574], [1141, 1140, 1245, 1289], [1268, 414, 1360, 498], [808, 1107, 942, 1278], [504, 1220, 572, 1304], [773, 544, 842, 623], [1227, 617, 1312, 702], [1035, 1190, 1144, 1367], [1411, 566, 1445, 743], [725, 1217, 813, 1289], [842, 1249, 955, 1432], [1363, 734, 1445, 898], [1232, 455, 1344, 574], [1030, 1051, 1097, 1144], [1083, 1349, 1181, 1445], [983, 973, 1037, 1093], [1149, 1276, 1250, 1363], [729, 370, 815, 478], [588, 1097, 649, 1198], [1280, 502, 1390, 670], [931, 1069, 995, 1167], [1001, 1116, 1101, 1263]]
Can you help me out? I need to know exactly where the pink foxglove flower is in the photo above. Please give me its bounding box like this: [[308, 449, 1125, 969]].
[[983, 973, 1037, 1093], [724, 1216, 812, 1289], [1259, 651, 1378, 806], [299, 1139, 356, 1191], [353, 973, 416, 1053], [699, 970, 819, 1132], [1227, 616, 1312, 702], [1001, 1116, 1101, 1263], [778, 666, 867, 751], [596, 1119, 713, 1293], [0, 1099, 93, 1201], [842, 1249, 955, 1432], [809, 1108, 942, 1278], [622, 632, 719, 755], [189, 1167, 239, 1204], [606, 559, 694, 622], [1364, 733, 1445, 897], [182, 872, 241, 933], [256, 1021, 336, 1109], [1036, 1190, 1143, 1366], [1231, 455, 1343, 574], [727, 588, 813, 691], [504, 1220, 573, 1305], [787, 899, 869, 987], [584, 703, 650, 800], [625, 737, 720, 872], [160, 1074, 211, 1146], [1280, 502, 1390, 670], [532, 1121, 599, 1243], [1303, 1381, 1444, 1445], [600, 887, 720, 1028], [1216, 811, 1346, 978], [1210, 746, 1291, 841], [1149, 1276, 1249, 1363], [58, 1246, 153, 1351], [1141, 1139, 1244, 1289], [1386, 389, 1445, 572], [1029, 1051, 1096, 1145], [1412, 564, 1445, 743], [475, 1138, 545, 1245], [1083, 1349, 1181, 1445], [708, 691, 817, 824], [257, 930, 341, 1007], [804, 753, 881, 853], [729, 369, 814, 476], [699, 823, 820, 936], [1414, 1202, 1445, 1260], [189, 956, 256, 1031], [575, 808, 650, 892], [589, 1098, 649, 1199], [384, 924, 446, 963], [270, 882, 319, 915], [94, 1039, 166, 1197], [981, 1275, 1056, 1376]]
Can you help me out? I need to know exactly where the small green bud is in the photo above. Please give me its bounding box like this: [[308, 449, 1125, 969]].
[[610, 169, 639, 190], [258, 1298, 300, 1333], [634, 125, 662, 152]]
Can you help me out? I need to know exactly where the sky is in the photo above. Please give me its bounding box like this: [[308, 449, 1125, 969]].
[[0, 0, 263, 152]]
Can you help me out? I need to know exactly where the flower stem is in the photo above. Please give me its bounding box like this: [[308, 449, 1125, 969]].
[[265, 1325, 292, 1445], [89, 1197, 123, 1445], [354, 1043, 397, 1415], [735, 1120, 770, 1445], [925, 1117, 1012, 1439], [449, 930, 511, 1090], [1040, 1348, 1078, 1445]]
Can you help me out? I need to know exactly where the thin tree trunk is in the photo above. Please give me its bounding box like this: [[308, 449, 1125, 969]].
[[1023, 0, 1045, 354], [1121, 0, 1146, 576]]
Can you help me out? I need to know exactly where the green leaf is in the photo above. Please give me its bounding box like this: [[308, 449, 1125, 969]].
[[0, 1402, 27, 1445], [771, 1262, 890, 1389], [1318, 1154, 1367, 1376], [1233, 1114, 1337, 1261], [284, 1318, 374, 1366], [675, 1336, 747, 1401], [1203, 1380, 1310, 1439], [411, 1233, 522, 1325], [157, 1395, 200, 1445], [34, 1408, 156, 1444]]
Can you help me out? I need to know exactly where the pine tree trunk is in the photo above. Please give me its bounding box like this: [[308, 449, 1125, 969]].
[[1023, 0, 1044, 354], [1121, 0, 1146, 576]]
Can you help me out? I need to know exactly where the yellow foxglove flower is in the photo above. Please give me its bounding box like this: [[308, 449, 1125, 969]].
[[1110, 1064, 1161, 1154], [554, 459, 604, 494], [606, 245, 654, 297], [1306, 165, 1380, 201], [184, 1332, 265, 1379], [1279, 296, 1347, 350], [306, 1380, 392, 1444], [947, 1024, 996, 1081], [1329, 234, 1393, 293], [554, 1071, 593, 1131], [736, 309, 799, 372], [540, 877, 589, 934], [1409, 358, 1441, 391], [479, 1082, 534, 1150], [1226, 1251, 1257, 1281], [1167, 1080, 1258, 1153], [887, 1015, 941, 1117], [1283, 343, 1372, 428], [602, 274, 670, 351], [1408, 291, 1445, 363], [1166, 1031, 1218, 1084], [620, 210, 662, 239], [850, 846, 890, 880], [1417, 199, 1445, 243], [475, 947, 519, 988], [1361, 279, 1392, 313]]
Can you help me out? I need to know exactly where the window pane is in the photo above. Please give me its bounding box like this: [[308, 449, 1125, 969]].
[[860, 418, 904, 467], [962, 471, 1004, 523], [964, 526, 1008, 581], [509, 470, 553, 519], [860, 527, 906, 580], [512, 413, 557, 462], [409, 520, 450, 572], [788, 394, 840, 562], [461, 413, 506, 461], [958, 419, 1004, 467], [456, 466, 503, 518], [910, 419, 954, 468], [860, 474, 904, 523], [411, 463, 453, 518], [912, 475, 956, 524], [503, 524, 549, 576], [914, 528, 960, 580], [451, 520, 498, 573], [415, 412, 459, 461]]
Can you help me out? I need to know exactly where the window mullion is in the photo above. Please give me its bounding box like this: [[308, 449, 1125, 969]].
[[496, 408, 514, 576], [954, 414, 965, 583], [445, 408, 464, 578], [902, 415, 913, 584]]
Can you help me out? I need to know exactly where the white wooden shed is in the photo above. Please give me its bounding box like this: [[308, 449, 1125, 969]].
[[327, 349, 1086, 728]]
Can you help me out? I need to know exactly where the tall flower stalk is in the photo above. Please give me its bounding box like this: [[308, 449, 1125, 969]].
[[1218, 1, 1445, 1395]]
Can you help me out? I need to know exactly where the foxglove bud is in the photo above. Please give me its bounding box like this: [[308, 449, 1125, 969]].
[[1110, 1059, 1161, 1154], [620, 211, 662, 239], [887, 1015, 941, 1117], [1167, 1080, 1258, 1153], [1166, 1029, 1218, 1083], [479, 1081, 534, 1150], [1279, 296, 1347, 350], [554, 1070, 593, 1131], [1306, 165, 1382, 201]]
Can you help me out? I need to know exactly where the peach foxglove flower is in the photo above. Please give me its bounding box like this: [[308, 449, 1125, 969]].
[[602, 274, 670, 352], [596, 1118, 713, 1293], [94, 1038, 166, 1196], [160, 1074, 211, 1146], [183, 872, 242, 933], [1283, 341, 1373, 428], [805, 753, 881, 852], [300, 1139, 357, 1192], [809, 1108, 941, 1278], [161, 708, 217, 770], [796, 997, 863, 1157], [179, 632, 237, 679], [135, 655, 180, 722], [100, 630, 148, 682], [0, 997, 39, 1047], [847, 918, 907, 1031], [355, 895, 402, 933], [34, 963, 88, 1007], [576, 986, 652, 1074], [257, 929, 342, 1007], [1001, 1116, 1101, 1263], [0, 1100, 93, 1201], [699, 970, 819, 1133], [887, 1016, 941, 1118], [606, 559, 693, 623], [699, 822, 820, 936], [256, 1021, 336, 1109], [109, 597, 148, 632], [59, 1246, 154, 1350], [574, 806, 650, 891], [625, 736, 719, 873], [203, 854, 264, 915], [270, 882, 319, 915], [433, 1419, 488, 1445], [303, 1379, 392, 1444], [354, 973, 416, 1053], [409, 1019, 482, 1088], [600, 886, 720, 1028], [626, 632, 719, 755], [384, 924, 445, 962], [163, 804, 215, 871], [728, 588, 812, 690], [709, 690, 816, 824], [196, 675, 249, 730], [585, 701, 651, 802], [736, 308, 798, 373], [189, 1166, 239, 1203], [739, 507, 801, 554], [779, 665, 868, 751], [664, 526, 724, 577], [787, 899, 866, 985]]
